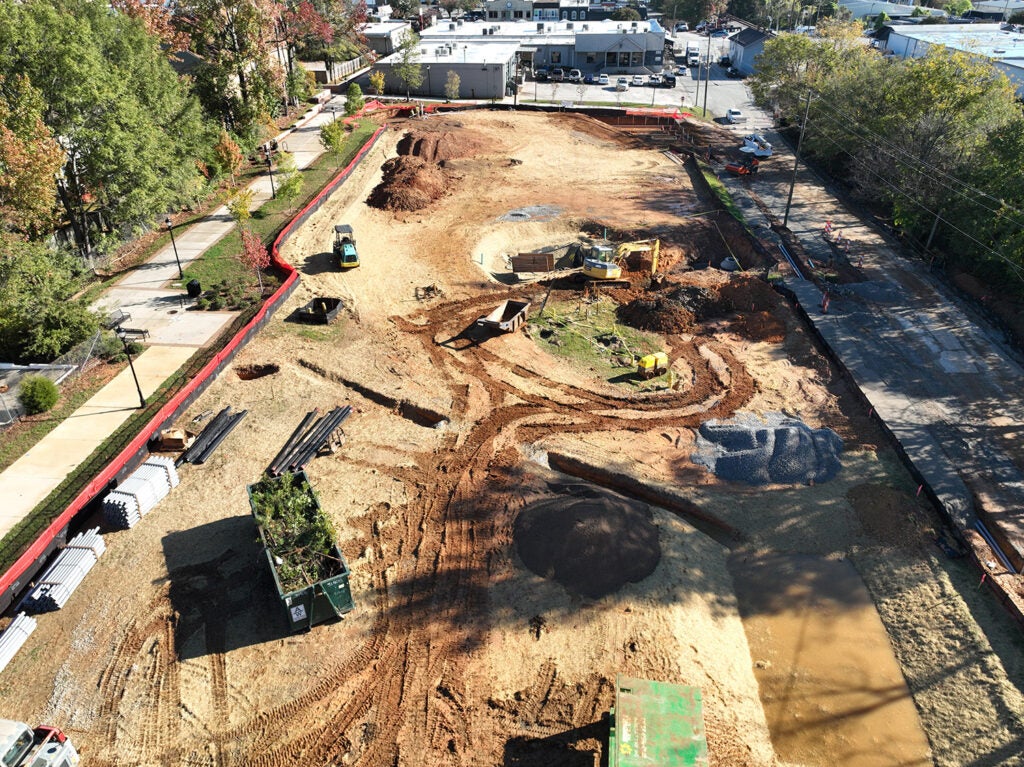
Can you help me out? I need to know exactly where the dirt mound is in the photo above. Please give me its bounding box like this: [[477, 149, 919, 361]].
[[396, 126, 488, 162], [514, 482, 660, 599], [719, 275, 781, 313], [617, 295, 695, 333], [730, 310, 786, 343], [367, 156, 448, 211]]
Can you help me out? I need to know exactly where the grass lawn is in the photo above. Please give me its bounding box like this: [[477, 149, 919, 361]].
[[528, 296, 667, 386]]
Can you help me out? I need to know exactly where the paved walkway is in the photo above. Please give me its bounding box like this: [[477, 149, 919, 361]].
[[720, 135, 1024, 569], [0, 93, 345, 537]]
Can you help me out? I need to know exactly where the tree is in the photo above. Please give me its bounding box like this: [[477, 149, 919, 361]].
[[0, 234, 98, 363], [611, 7, 642, 20], [213, 130, 244, 185], [110, 0, 191, 56], [873, 11, 889, 30], [369, 70, 386, 97], [395, 32, 424, 100], [0, 0, 215, 255], [345, 82, 366, 116], [274, 151, 304, 201], [390, 0, 419, 19], [444, 70, 461, 102], [228, 188, 255, 226], [945, 0, 972, 17], [239, 228, 270, 292], [0, 75, 64, 237], [320, 119, 347, 154], [19, 375, 59, 415]]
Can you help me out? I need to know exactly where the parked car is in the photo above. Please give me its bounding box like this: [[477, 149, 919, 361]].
[[584, 72, 595, 84], [551, 67, 565, 81], [616, 77, 629, 91], [649, 73, 663, 86], [719, 55, 731, 66], [676, 66, 688, 76], [675, 22, 689, 32], [534, 67, 550, 82], [568, 68, 583, 83], [711, 29, 730, 37], [631, 74, 645, 86], [663, 72, 677, 87], [726, 66, 744, 78], [726, 108, 747, 124], [598, 73, 610, 85]]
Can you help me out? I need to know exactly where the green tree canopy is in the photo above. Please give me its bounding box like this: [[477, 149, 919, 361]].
[[395, 33, 424, 99]]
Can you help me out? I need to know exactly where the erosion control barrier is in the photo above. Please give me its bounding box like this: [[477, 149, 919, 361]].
[[0, 125, 387, 613]]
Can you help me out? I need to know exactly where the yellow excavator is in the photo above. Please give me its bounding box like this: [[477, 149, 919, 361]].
[[579, 239, 660, 288]]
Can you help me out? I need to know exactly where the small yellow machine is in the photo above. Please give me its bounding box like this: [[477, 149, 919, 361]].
[[636, 352, 669, 380]]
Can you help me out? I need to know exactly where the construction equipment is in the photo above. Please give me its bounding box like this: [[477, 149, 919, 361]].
[[333, 224, 358, 268], [616, 239, 660, 274], [636, 352, 669, 380], [295, 297, 343, 325], [476, 299, 531, 333], [740, 133, 772, 157], [725, 156, 759, 176], [0, 719, 79, 767]]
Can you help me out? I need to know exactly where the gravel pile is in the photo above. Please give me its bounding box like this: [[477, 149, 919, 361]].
[[692, 412, 843, 485]]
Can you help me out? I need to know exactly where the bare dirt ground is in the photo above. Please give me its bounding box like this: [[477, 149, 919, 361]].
[[3, 111, 1023, 767]]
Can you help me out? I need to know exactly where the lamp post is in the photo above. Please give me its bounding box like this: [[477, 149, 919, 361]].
[[118, 331, 146, 409], [265, 144, 276, 199], [165, 217, 183, 280], [426, 65, 431, 96]]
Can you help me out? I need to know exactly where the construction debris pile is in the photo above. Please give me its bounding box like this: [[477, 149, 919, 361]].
[[692, 413, 844, 486], [22, 528, 105, 613], [514, 482, 661, 599]]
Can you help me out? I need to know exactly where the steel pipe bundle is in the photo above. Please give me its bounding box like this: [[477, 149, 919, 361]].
[[0, 613, 37, 672], [267, 406, 352, 476], [23, 534, 105, 613], [179, 406, 247, 466]]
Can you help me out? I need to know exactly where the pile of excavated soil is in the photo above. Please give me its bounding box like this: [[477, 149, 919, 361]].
[[367, 156, 449, 211], [693, 412, 844, 485], [395, 126, 488, 162], [719, 275, 781, 313], [730, 310, 786, 343], [617, 295, 695, 333], [513, 482, 661, 599]]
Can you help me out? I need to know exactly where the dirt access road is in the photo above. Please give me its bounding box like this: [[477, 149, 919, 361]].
[[2, 111, 1022, 767]]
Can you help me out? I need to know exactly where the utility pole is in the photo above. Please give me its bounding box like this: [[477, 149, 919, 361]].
[[783, 90, 812, 228], [702, 32, 712, 116]]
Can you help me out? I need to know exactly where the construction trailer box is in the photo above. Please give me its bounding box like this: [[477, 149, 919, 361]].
[[608, 675, 709, 767], [247, 471, 354, 633]]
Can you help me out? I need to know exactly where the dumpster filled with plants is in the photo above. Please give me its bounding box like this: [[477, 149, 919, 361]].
[[246, 471, 354, 632]]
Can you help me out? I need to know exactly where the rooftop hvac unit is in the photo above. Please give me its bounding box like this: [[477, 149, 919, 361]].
[[567, 22, 573, 29], [631, 21, 638, 26], [437, 46, 448, 55], [582, 24, 588, 30], [537, 22, 544, 31], [449, 22, 455, 29]]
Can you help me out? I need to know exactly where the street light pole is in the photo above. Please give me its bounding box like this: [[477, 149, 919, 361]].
[[702, 32, 711, 116], [118, 332, 146, 409], [265, 144, 276, 199], [165, 217, 184, 280], [783, 90, 813, 228]]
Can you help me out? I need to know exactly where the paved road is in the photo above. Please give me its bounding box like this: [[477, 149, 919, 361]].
[[719, 131, 1024, 570]]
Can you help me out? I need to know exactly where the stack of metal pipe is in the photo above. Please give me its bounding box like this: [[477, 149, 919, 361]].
[[22, 528, 106, 613], [103, 461, 173, 529], [0, 613, 37, 672]]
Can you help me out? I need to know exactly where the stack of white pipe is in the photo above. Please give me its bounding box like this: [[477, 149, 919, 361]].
[[22, 530, 106, 613], [0, 613, 37, 672], [102, 462, 172, 529], [144, 455, 180, 488]]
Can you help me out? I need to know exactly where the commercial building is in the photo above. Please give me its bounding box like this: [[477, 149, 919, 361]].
[[883, 23, 1024, 95], [373, 40, 521, 99]]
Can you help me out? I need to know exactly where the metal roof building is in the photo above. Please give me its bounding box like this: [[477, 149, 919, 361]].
[[884, 23, 1024, 95]]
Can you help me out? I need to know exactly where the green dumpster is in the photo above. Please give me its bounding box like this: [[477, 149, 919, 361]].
[[247, 471, 354, 632]]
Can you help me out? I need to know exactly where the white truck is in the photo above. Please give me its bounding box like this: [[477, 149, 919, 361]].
[[0, 720, 79, 767], [686, 42, 701, 67]]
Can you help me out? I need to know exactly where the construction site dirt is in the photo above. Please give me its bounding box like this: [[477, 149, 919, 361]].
[[5, 111, 1024, 767]]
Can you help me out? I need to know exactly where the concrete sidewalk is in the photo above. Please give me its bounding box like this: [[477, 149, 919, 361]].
[[0, 94, 345, 536]]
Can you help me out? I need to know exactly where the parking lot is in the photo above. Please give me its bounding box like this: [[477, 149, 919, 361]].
[[524, 31, 768, 127]]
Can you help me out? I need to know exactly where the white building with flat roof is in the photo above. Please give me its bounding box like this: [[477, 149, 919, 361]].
[[885, 23, 1024, 94], [374, 41, 521, 99]]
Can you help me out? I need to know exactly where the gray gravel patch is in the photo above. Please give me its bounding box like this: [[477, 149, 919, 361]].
[[498, 205, 562, 222], [693, 412, 843, 486]]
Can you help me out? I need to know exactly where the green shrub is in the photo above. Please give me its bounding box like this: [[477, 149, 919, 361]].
[[19, 375, 59, 414], [95, 331, 126, 361]]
